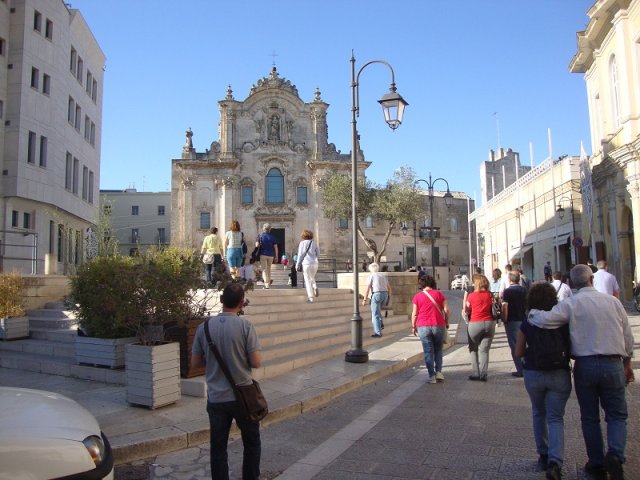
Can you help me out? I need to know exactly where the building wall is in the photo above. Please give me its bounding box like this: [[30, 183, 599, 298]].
[[570, 0, 640, 299], [0, 0, 104, 274], [100, 190, 171, 256], [471, 152, 583, 282], [171, 68, 365, 261]]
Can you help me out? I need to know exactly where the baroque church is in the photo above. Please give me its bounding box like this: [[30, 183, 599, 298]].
[[170, 67, 366, 261]]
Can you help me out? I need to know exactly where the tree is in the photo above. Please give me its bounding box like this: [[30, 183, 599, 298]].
[[321, 168, 424, 263]]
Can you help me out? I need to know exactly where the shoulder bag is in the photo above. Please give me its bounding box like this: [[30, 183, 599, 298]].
[[423, 290, 453, 345], [491, 292, 502, 322], [297, 241, 312, 272], [203, 319, 268, 422]]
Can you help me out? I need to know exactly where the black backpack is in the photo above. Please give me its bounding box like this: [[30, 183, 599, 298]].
[[529, 323, 570, 370]]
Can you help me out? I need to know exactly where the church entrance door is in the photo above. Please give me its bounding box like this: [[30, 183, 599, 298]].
[[271, 228, 285, 262]]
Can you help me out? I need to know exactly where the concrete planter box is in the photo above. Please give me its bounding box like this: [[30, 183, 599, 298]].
[[126, 342, 181, 409], [0, 316, 29, 340], [75, 335, 137, 368]]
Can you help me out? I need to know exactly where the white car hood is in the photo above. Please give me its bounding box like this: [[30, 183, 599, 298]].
[[0, 387, 100, 441]]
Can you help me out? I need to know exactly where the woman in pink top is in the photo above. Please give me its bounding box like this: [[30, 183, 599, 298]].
[[463, 274, 497, 381], [411, 276, 450, 384]]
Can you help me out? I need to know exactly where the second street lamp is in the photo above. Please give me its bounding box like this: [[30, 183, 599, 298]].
[[415, 173, 453, 277], [345, 51, 408, 364], [556, 195, 576, 266]]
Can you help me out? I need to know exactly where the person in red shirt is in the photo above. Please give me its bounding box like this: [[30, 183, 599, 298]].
[[463, 274, 497, 381], [411, 276, 450, 384]]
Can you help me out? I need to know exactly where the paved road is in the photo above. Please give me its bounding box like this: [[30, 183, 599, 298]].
[[117, 310, 640, 480]]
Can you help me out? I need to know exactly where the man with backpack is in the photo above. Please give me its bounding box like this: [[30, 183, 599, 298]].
[[528, 264, 635, 480], [255, 223, 278, 289], [501, 271, 526, 377]]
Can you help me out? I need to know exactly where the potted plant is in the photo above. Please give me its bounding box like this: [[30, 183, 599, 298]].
[[124, 247, 205, 409], [0, 272, 29, 340], [70, 256, 138, 368]]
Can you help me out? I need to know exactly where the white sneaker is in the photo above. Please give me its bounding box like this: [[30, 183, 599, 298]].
[[428, 375, 437, 384], [435, 372, 445, 382]]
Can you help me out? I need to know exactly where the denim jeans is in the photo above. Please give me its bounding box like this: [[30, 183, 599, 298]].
[[504, 320, 524, 375], [204, 255, 222, 284], [207, 401, 261, 480], [371, 291, 388, 335], [573, 356, 628, 465], [467, 320, 496, 377], [227, 247, 243, 268], [523, 368, 572, 466], [417, 325, 445, 377]]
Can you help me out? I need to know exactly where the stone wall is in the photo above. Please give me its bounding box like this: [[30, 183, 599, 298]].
[[337, 272, 419, 319]]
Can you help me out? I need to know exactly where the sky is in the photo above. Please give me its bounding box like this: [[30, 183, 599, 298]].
[[71, 0, 594, 201]]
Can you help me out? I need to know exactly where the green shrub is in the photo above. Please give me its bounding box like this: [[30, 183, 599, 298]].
[[70, 256, 138, 338], [0, 272, 25, 318], [71, 247, 253, 344]]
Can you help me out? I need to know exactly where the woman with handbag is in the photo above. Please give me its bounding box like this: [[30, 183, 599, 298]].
[[295, 229, 320, 303], [201, 227, 223, 284], [463, 274, 497, 381], [411, 275, 450, 384], [224, 220, 243, 278]]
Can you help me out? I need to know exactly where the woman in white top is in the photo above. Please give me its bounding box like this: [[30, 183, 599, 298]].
[[295, 229, 320, 303]]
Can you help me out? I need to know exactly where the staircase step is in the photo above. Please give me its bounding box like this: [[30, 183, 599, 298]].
[[28, 317, 77, 329], [254, 328, 409, 380], [29, 327, 78, 343], [27, 308, 76, 319], [0, 350, 125, 384], [0, 337, 75, 358]]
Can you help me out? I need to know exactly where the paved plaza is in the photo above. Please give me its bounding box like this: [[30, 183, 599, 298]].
[[145, 321, 640, 480], [0, 299, 638, 480]]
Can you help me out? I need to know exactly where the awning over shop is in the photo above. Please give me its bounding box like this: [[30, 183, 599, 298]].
[[553, 235, 570, 247], [519, 244, 533, 255]]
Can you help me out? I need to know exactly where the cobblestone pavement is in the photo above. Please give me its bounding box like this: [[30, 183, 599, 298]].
[[121, 314, 640, 480]]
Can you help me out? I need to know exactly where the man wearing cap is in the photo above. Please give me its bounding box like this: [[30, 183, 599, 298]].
[[528, 264, 634, 480], [255, 223, 278, 289]]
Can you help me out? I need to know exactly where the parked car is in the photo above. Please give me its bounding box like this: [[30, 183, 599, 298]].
[[0, 387, 114, 480], [451, 275, 464, 290]]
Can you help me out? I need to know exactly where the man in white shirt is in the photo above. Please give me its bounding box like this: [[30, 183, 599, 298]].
[[593, 260, 620, 299], [498, 264, 513, 299], [551, 271, 572, 302]]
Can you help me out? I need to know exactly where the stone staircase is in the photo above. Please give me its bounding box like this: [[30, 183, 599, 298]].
[[0, 267, 409, 394]]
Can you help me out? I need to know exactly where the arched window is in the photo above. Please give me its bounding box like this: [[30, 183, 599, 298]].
[[265, 168, 284, 204], [609, 55, 621, 128]]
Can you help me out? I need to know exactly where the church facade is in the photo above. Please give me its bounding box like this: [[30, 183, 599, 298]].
[[170, 67, 366, 261]]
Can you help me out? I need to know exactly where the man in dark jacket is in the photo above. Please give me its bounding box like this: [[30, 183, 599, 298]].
[[501, 271, 527, 377]]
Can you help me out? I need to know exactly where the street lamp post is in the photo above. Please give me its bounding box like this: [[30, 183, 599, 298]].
[[556, 195, 576, 266], [415, 174, 453, 277], [345, 51, 408, 364]]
